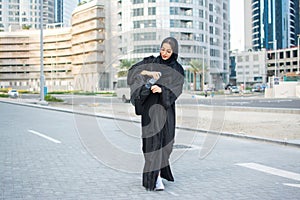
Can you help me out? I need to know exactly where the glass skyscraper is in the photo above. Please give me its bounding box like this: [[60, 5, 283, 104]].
[[0, 0, 55, 31], [251, 0, 300, 50], [55, 0, 79, 26], [0, 0, 80, 31]]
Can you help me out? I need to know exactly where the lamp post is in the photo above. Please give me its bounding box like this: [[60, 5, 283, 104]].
[[268, 40, 277, 77], [39, 0, 45, 102], [202, 47, 206, 90]]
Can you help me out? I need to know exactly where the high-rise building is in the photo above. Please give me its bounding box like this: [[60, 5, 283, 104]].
[[245, 0, 300, 51], [0, 0, 80, 31], [55, 0, 79, 27], [0, 0, 105, 91], [110, 0, 230, 89], [0, 0, 55, 31]]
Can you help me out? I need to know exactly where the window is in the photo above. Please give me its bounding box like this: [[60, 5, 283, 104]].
[[170, 7, 179, 15], [209, 4, 213, 11], [199, 10, 203, 18], [209, 26, 213, 34], [133, 45, 159, 53], [199, 22, 204, 30], [245, 56, 249, 61], [133, 20, 156, 28], [209, 15, 213, 23], [133, 0, 144, 4], [237, 56, 243, 62], [133, 8, 144, 16], [253, 55, 259, 61], [133, 32, 156, 41], [148, 7, 156, 15]]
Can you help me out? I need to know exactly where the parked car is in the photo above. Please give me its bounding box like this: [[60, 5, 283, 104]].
[[252, 84, 266, 92], [230, 86, 239, 93], [8, 89, 19, 98]]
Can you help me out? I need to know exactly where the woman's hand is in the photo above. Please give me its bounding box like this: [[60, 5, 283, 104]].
[[141, 70, 161, 80], [151, 85, 162, 93]]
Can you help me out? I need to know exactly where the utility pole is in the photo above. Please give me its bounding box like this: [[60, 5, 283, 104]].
[[202, 47, 206, 91], [40, 0, 45, 102]]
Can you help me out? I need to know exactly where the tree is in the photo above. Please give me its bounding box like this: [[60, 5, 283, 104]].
[[22, 24, 31, 30], [188, 59, 206, 91], [117, 59, 137, 77]]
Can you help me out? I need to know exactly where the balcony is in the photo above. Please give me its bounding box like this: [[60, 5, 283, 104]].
[[71, 32, 105, 45], [72, 8, 105, 26], [72, 20, 105, 35]]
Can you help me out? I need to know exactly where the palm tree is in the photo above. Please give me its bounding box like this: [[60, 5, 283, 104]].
[[117, 59, 137, 77], [188, 59, 206, 91]]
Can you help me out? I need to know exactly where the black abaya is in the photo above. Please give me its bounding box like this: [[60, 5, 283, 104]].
[[127, 38, 184, 191]]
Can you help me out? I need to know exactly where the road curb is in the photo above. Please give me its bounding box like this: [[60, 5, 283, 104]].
[[1, 99, 299, 148], [180, 104, 300, 114]]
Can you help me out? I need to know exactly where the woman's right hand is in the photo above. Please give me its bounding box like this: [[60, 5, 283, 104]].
[[141, 70, 161, 80]]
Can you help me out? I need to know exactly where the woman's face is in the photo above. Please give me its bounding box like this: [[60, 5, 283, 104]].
[[160, 43, 173, 60]]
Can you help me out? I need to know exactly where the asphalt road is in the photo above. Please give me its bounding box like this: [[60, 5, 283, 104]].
[[1, 102, 300, 199]]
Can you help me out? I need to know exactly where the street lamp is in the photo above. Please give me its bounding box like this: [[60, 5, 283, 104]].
[[201, 47, 206, 90], [268, 40, 277, 77], [39, 0, 45, 101]]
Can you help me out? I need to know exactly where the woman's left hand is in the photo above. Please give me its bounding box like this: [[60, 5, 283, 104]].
[[151, 85, 162, 93]]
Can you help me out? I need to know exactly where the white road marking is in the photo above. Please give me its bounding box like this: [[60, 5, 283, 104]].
[[228, 102, 249, 105], [283, 183, 300, 188], [28, 130, 61, 144], [236, 162, 300, 182], [166, 191, 179, 196]]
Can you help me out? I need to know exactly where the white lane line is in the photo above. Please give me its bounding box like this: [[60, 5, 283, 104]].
[[166, 191, 179, 196], [236, 162, 300, 181], [283, 183, 300, 188], [28, 130, 61, 144]]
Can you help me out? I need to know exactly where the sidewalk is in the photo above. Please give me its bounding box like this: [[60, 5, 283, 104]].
[[1, 95, 299, 147]]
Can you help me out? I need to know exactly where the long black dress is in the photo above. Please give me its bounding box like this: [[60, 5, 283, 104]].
[[127, 53, 184, 190]]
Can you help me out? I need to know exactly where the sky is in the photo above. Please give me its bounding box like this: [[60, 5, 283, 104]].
[[230, 0, 245, 51]]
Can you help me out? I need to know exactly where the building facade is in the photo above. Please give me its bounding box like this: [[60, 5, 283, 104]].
[[1, 0, 230, 91], [0, 0, 55, 31], [112, 0, 230, 90], [55, 0, 80, 27], [234, 49, 267, 87], [0, 0, 105, 92], [0, 0, 80, 32], [231, 46, 299, 87], [245, 0, 300, 51], [266, 46, 299, 77]]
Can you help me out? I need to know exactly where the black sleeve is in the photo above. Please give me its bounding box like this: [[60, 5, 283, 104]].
[[159, 63, 184, 108]]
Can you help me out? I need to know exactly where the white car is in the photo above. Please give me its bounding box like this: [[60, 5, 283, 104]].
[[230, 86, 240, 93], [8, 89, 19, 98]]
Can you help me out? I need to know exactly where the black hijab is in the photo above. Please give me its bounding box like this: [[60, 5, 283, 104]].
[[156, 37, 179, 67], [128, 37, 184, 105]]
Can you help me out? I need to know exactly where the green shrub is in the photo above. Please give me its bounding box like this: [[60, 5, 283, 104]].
[[44, 94, 64, 102]]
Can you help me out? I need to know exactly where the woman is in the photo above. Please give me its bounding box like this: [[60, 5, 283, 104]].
[[127, 37, 184, 191]]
